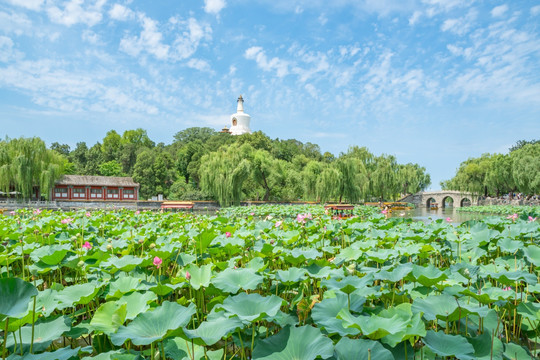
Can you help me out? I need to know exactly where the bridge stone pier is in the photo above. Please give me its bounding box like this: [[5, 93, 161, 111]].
[[399, 190, 478, 208]]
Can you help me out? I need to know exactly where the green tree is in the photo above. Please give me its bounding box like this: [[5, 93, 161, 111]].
[[398, 163, 431, 195], [101, 130, 122, 161], [199, 145, 251, 206], [98, 160, 124, 177], [511, 143, 540, 195], [0, 137, 65, 199], [371, 155, 401, 201], [484, 154, 514, 196], [173, 127, 216, 145], [50, 142, 70, 156]]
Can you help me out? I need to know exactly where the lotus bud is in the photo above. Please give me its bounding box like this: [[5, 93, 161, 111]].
[[186, 271, 191, 280], [149, 243, 156, 249], [71, 236, 77, 241], [138, 239, 144, 244], [77, 260, 85, 267], [168, 230, 173, 235], [76, 233, 81, 237], [106, 244, 113, 251], [108, 238, 112, 243]]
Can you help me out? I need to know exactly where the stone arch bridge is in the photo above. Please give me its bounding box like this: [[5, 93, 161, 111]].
[[399, 190, 477, 208]]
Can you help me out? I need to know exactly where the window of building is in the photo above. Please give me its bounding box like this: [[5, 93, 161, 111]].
[[90, 188, 102, 198], [124, 189, 135, 199], [54, 188, 68, 198], [73, 188, 86, 198], [107, 188, 119, 198]]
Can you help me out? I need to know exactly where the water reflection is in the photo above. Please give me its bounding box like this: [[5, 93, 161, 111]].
[[388, 206, 491, 224]]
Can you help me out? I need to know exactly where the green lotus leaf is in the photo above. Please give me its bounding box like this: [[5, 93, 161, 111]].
[[523, 245, 540, 266], [90, 301, 127, 334], [366, 248, 399, 263], [6, 346, 87, 360], [459, 287, 513, 304], [116, 291, 157, 320], [0, 278, 38, 318], [468, 332, 504, 360], [5, 316, 71, 353], [175, 253, 196, 267], [305, 264, 335, 279], [489, 271, 537, 286], [497, 238, 522, 254], [374, 263, 413, 282], [516, 302, 540, 331], [111, 301, 196, 346], [219, 293, 285, 323], [29, 244, 72, 265], [81, 350, 143, 360], [275, 267, 307, 285], [107, 276, 150, 299], [422, 330, 475, 360], [503, 342, 533, 360], [56, 282, 102, 308], [408, 264, 448, 287], [245, 257, 267, 272], [412, 294, 461, 322], [164, 337, 223, 360], [333, 337, 394, 360], [183, 315, 243, 345], [35, 289, 61, 317], [212, 268, 263, 293], [252, 325, 333, 360], [337, 309, 409, 340], [186, 263, 214, 290], [378, 303, 426, 347], [322, 275, 373, 295], [311, 293, 361, 336], [102, 255, 144, 272]]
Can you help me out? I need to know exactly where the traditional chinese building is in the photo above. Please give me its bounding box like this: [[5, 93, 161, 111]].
[[51, 175, 139, 201]]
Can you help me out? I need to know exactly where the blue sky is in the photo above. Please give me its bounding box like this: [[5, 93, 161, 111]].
[[1, 0, 539, 189]]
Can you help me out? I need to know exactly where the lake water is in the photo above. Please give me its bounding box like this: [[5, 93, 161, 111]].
[[388, 206, 492, 224]]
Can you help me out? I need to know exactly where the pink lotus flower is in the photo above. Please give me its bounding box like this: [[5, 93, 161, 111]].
[[296, 213, 313, 223], [275, 221, 282, 227], [446, 217, 452, 222], [528, 216, 537, 222], [153, 256, 162, 269], [85, 212, 91, 217], [185, 271, 191, 280], [381, 210, 388, 214], [33, 209, 42, 215], [135, 210, 140, 215], [225, 232, 232, 238], [82, 241, 92, 250], [250, 212, 255, 216], [506, 213, 518, 222], [9, 211, 15, 216], [61, 218, 72, 224], [502, 286, 512, 291]]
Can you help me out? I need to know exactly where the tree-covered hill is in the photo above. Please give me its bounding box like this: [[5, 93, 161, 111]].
[[2, 128, 431, 205]]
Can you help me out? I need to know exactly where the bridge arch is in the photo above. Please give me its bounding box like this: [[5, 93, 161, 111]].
[[460, 198, 471, 207], [426, 197, 437, 208], [442, 196, 454, 208]]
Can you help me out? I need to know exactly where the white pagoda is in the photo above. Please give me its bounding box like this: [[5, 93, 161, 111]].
[[229, 95, 252, 135]]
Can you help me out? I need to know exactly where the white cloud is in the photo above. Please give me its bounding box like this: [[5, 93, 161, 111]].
[[187, 58, 212, 72], [409, 11, 422, 25], [531, 5, 540, 16], [440, 9, 477, 36], [109, 4, 134, 21], [171, 17, 212, 60], [203, 0, 226, 15], [491, 5, 508, 17], [0, 36, 15, 62], [244, 46, 289, 77], [120, 14, 169, 59], [47, 0, 106, 27], [0, 11, 32, 35], [82, 29, 100, 44], [5, 0, 43, 11]]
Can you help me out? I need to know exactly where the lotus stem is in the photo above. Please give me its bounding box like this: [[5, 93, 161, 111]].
[[2, 317, 9, 360], [30, 295, 36, 354]]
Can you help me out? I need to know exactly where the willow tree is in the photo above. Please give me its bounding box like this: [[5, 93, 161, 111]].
[[199, 145, 251, 207], [511, 143, 540, 195], [398, 163, 431, 195], [302, 160, 324, 201], [371, 155, 401, 202], [0, 137, 65, 199]]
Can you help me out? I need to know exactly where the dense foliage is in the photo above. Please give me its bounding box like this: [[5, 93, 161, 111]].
[[0, 138, 65, 199], [441, 141, 540, 197], [457, 205, 540, 217], [47, 127, 431, 205], [0, 207, 538, 359]]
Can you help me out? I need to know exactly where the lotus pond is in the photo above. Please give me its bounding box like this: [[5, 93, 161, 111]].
[[0, 206, 539, 360]]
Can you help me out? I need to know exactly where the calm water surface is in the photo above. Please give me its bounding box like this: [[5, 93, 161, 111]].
[[388, 206, 492, 224]]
